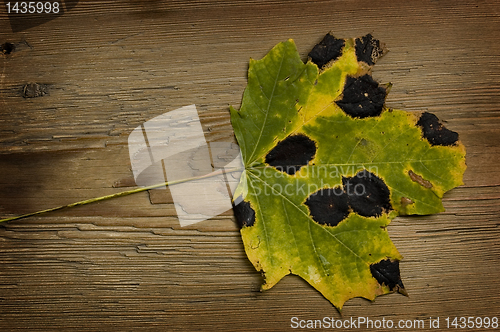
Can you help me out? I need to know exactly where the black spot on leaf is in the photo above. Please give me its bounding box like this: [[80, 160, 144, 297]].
[[355, 34, 385, 65], [305, 188, 350, 227], [233, 197, 256, 228], [265, 134, 316, 175], [308, 33, 345, 69], [336, 75, 386, 118], [416, 112, 459, 146], [370, 259, 405, 292], [342, 170, 392, 217]]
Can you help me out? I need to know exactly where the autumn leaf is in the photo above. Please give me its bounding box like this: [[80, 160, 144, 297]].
[[230, 33, 466, 310]]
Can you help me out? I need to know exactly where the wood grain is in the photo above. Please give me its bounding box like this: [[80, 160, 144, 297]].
[[1, 1, 499, 331]]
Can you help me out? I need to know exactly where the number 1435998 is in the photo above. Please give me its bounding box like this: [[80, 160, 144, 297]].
[[6, 2, 60, 14], [445, 316, 498, 329]]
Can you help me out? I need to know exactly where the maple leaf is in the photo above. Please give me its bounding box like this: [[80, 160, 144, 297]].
[[230, 33, 466, 310]]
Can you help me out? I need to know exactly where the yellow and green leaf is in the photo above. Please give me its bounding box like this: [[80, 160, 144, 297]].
[[230, 33, 466, 310]]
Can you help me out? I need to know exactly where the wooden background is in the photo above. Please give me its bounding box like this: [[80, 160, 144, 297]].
[[1, 1, 499, 331]]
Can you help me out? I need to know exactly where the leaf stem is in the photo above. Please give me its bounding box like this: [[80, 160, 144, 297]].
[[0, 167, 244, 223]]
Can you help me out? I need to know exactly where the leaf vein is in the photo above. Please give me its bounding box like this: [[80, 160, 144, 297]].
[[247, 48, 286, 163]]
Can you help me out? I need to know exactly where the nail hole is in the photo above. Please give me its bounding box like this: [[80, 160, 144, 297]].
[[22, 83, 48, 98], [1, 42, 15, 55]]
